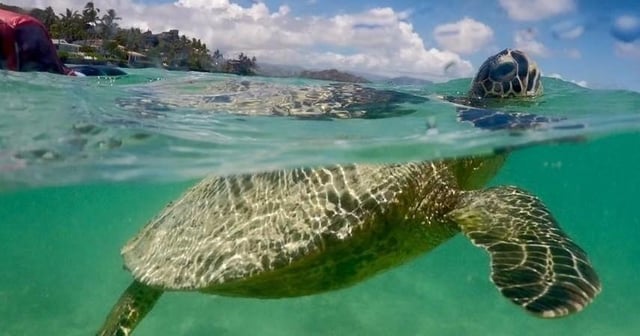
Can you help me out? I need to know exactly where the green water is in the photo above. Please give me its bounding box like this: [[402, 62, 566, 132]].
[[2, 70, 639, 189], [1, 69, 640, 335]]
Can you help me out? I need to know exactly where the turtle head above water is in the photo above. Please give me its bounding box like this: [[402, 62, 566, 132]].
[[469, 48, 543, 99]]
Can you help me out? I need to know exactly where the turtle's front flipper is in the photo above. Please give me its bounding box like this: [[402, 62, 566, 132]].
[[457, 106, 573, 131], [97, 280, 163, 336], [448, 186, 601, 318]]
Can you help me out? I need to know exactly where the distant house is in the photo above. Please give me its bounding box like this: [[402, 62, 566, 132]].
[[73, 39, 103, 49], [51, 39, 98, 60], [142, 31, 159, 48], [127, 50, 148, 64], [158, 29, 179, 42], [51, 39, 80, 53]]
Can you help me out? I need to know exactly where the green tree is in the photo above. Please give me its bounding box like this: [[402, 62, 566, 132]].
[[82, 2, 101, 39], [101, 9, 121, 40], [4, 1, 262, 74], [223, 52, 257, 75], [82, 2, 100, 23], [115, 28, 144, 51], [56, 8, 86, 42], [103, 40, 127, 61], [29, 6, 58, 31], [211, 49, 224, 71]]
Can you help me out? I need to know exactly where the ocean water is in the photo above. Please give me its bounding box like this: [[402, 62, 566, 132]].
[[1, 68, 639, 336]]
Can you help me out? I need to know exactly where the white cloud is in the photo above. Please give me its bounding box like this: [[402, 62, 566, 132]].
[[560, 25, 584, 39], [615, 41, 640, 58], [614, 15, 640, 31], [514, 29, 550, 57], [18, 0, 474, 81], [546, 73, 588, 87], [433, 17, 494, 55], [552, 21, 584, 39], [612, 15, 640, 43], [499, 0, 575, 22], [564, 48, 581, 59]]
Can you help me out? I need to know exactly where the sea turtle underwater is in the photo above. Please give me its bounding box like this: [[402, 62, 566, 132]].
[[97, 49, 601, 336]]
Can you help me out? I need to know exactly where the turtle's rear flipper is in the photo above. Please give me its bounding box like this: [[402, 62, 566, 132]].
[[449, 186, 601, 318], [97, 280, 163, 336]]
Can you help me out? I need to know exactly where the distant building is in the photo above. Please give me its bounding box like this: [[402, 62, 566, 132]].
[[51, 39, 80, 53], [158, 29, 179, 42], [127, 50, 148, 64], [51, 39, 98, 60], [142, 30, 159, 49], [73, 39, 103, 49]]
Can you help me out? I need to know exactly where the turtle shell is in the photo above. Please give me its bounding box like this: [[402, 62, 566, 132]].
[[121, 161, 463, 295]]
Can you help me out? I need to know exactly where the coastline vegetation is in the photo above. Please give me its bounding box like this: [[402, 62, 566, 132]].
[[1, 2, 385, 82], [0, 2, 257, 74]]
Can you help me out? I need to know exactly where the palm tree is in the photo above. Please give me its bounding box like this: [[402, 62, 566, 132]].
[[57, 9, 85, 42], [114, 27, 144, 51], [29, 6, 58, 31], [82, 2, 101, 40], [101, 9, 121, 40], [212, 49, 223, 60]]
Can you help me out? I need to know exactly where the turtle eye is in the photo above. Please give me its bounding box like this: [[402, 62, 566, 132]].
[[489, 62, 516, 82]]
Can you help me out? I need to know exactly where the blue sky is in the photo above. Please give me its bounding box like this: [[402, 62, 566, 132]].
[[19, 0, 640, 90]]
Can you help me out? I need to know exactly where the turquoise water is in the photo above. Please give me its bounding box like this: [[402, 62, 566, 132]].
[[1, 69, 640, 335]]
